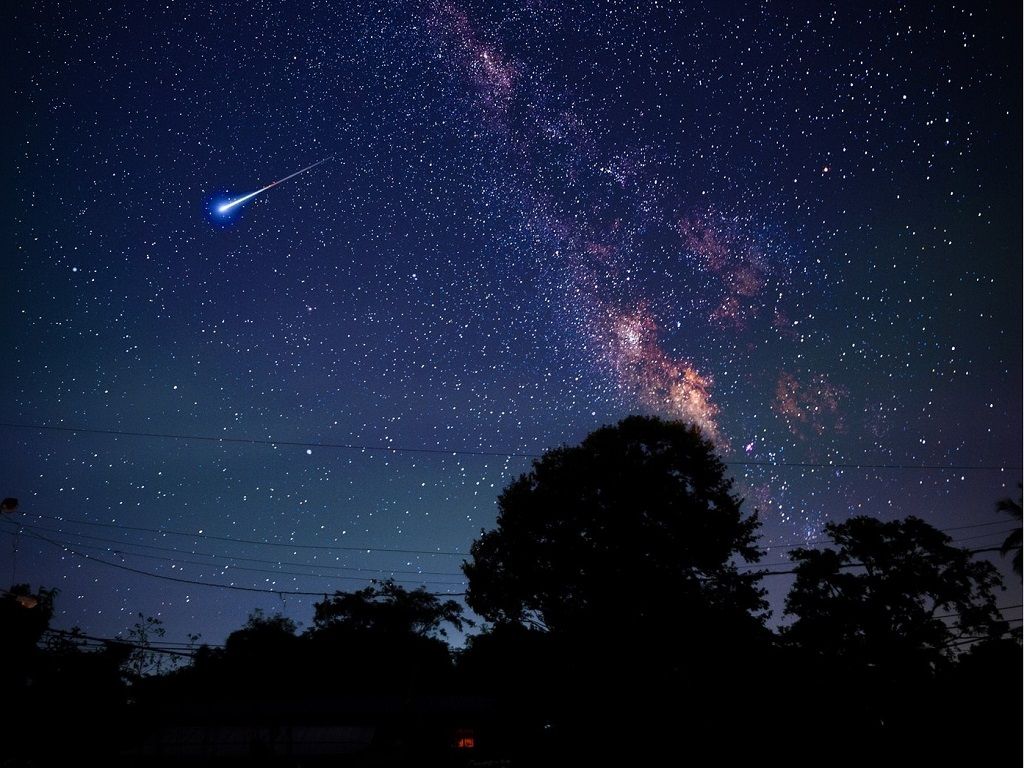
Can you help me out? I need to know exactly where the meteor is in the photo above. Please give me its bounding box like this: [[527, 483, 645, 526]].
[[215, 156, 333, 215]]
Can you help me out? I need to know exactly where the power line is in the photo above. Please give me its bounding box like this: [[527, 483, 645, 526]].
[[11, 517, 1015, 590], [12, 520, 467, 577], [755, 542, 1021, 577], [44, 627, 228, 652], [935, 604, 1022, 620], [965, 546, 1019, 556], [916, 519, 1020, 533], [21, 511, 1018, 563], [762, 518, 1014, 552], [42, 629, 196, 658], [741, 526, 1021, 570], [3, 420, 1020, 471], [43, 627, 230, 655], [28, 535, 467, 587], [946, 624, 1022, 648], [12, 519, 1018, 594], [28, 513, 470, 557], [16, 528, 468, 599], [0, 420, 534, 459]]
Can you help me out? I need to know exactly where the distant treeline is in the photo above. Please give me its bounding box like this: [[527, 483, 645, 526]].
[[2, 417, 1020, 766]]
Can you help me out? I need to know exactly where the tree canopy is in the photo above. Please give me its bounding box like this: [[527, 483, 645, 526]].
[[313, 579, 466, 638], [223, 609, 299, 657], [783, 515, 1008, 673], [997, 487, 1022, 576], [463, 416, 766, 639]]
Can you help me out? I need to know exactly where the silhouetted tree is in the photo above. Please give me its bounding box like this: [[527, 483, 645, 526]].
[[0, 586, 130, 764], [997, 486, 1022, 576], [461, 416, 770, 761], [150, 584, 465, 708], [122, 612, 169, 679], [0, 584, 58, 694], [464, 416, 766, 638], [314, 578, 466, 638], [784, 516, 1008, 670], [939, 634, 1023, 758], [213, 609, 302, 694], [308, 580, 463, 693], [1, 584, 57, 654], [226, 609, 299, 650], [781, 516, 1013, 760]]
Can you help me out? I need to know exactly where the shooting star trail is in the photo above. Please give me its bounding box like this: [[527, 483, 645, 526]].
[[215, 156, 333, 215]]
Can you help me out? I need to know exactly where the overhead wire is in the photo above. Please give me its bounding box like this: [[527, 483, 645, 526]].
[[761, 518, 1016, 552], [14, 514, 1017, 573], [8, 516, 1016, 584], [43, 627, 225, 653], [752, 541, 1021, 577], [20, 511, 1018, 562], [739, 526, 1022, 570], [29, 537, 467, 586], [12, 526, 468, 598], [12, 520, 468, 577], [5, 518, 1018, 599], [2, 420, 1020, 471], [27, 513, 469, 556]]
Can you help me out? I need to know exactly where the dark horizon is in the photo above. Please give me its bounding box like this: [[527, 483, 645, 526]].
[[4, 417, 1020, 766]]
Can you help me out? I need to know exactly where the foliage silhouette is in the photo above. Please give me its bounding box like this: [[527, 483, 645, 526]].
[[227, 608, 299, 650], [784, 515, 1008, 670], [464, 415, 767, 642], [0, 585, 130, 764], [780, 515, 1013, 760], [1, 583, 59, 700], [997, 485, 1022, 576], [307, 580, 461, 693], [148, 581, 463, 706], [5, 443, 1022, 765], [313, 578, 467, 638], [122, 612, 169, 679], [1, 583, 57, 657], [461, 416, 772, 761]]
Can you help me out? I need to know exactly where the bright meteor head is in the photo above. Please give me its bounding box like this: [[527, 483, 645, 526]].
[[208, 156, 334, 223], [214, 187, 266, 216]]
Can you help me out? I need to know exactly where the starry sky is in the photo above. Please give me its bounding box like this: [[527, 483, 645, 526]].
[[2, 0, 1021, 646]]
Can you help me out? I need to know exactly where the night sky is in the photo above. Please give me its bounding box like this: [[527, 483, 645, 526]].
[[2, 1, 1021, 647]]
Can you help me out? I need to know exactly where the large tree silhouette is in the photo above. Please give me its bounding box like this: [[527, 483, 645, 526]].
[[464, 415, 766, 640], [461, 417, 770, 761]]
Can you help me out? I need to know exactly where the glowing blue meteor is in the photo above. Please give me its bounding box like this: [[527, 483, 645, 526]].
[[215, 156, 333, 215]]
